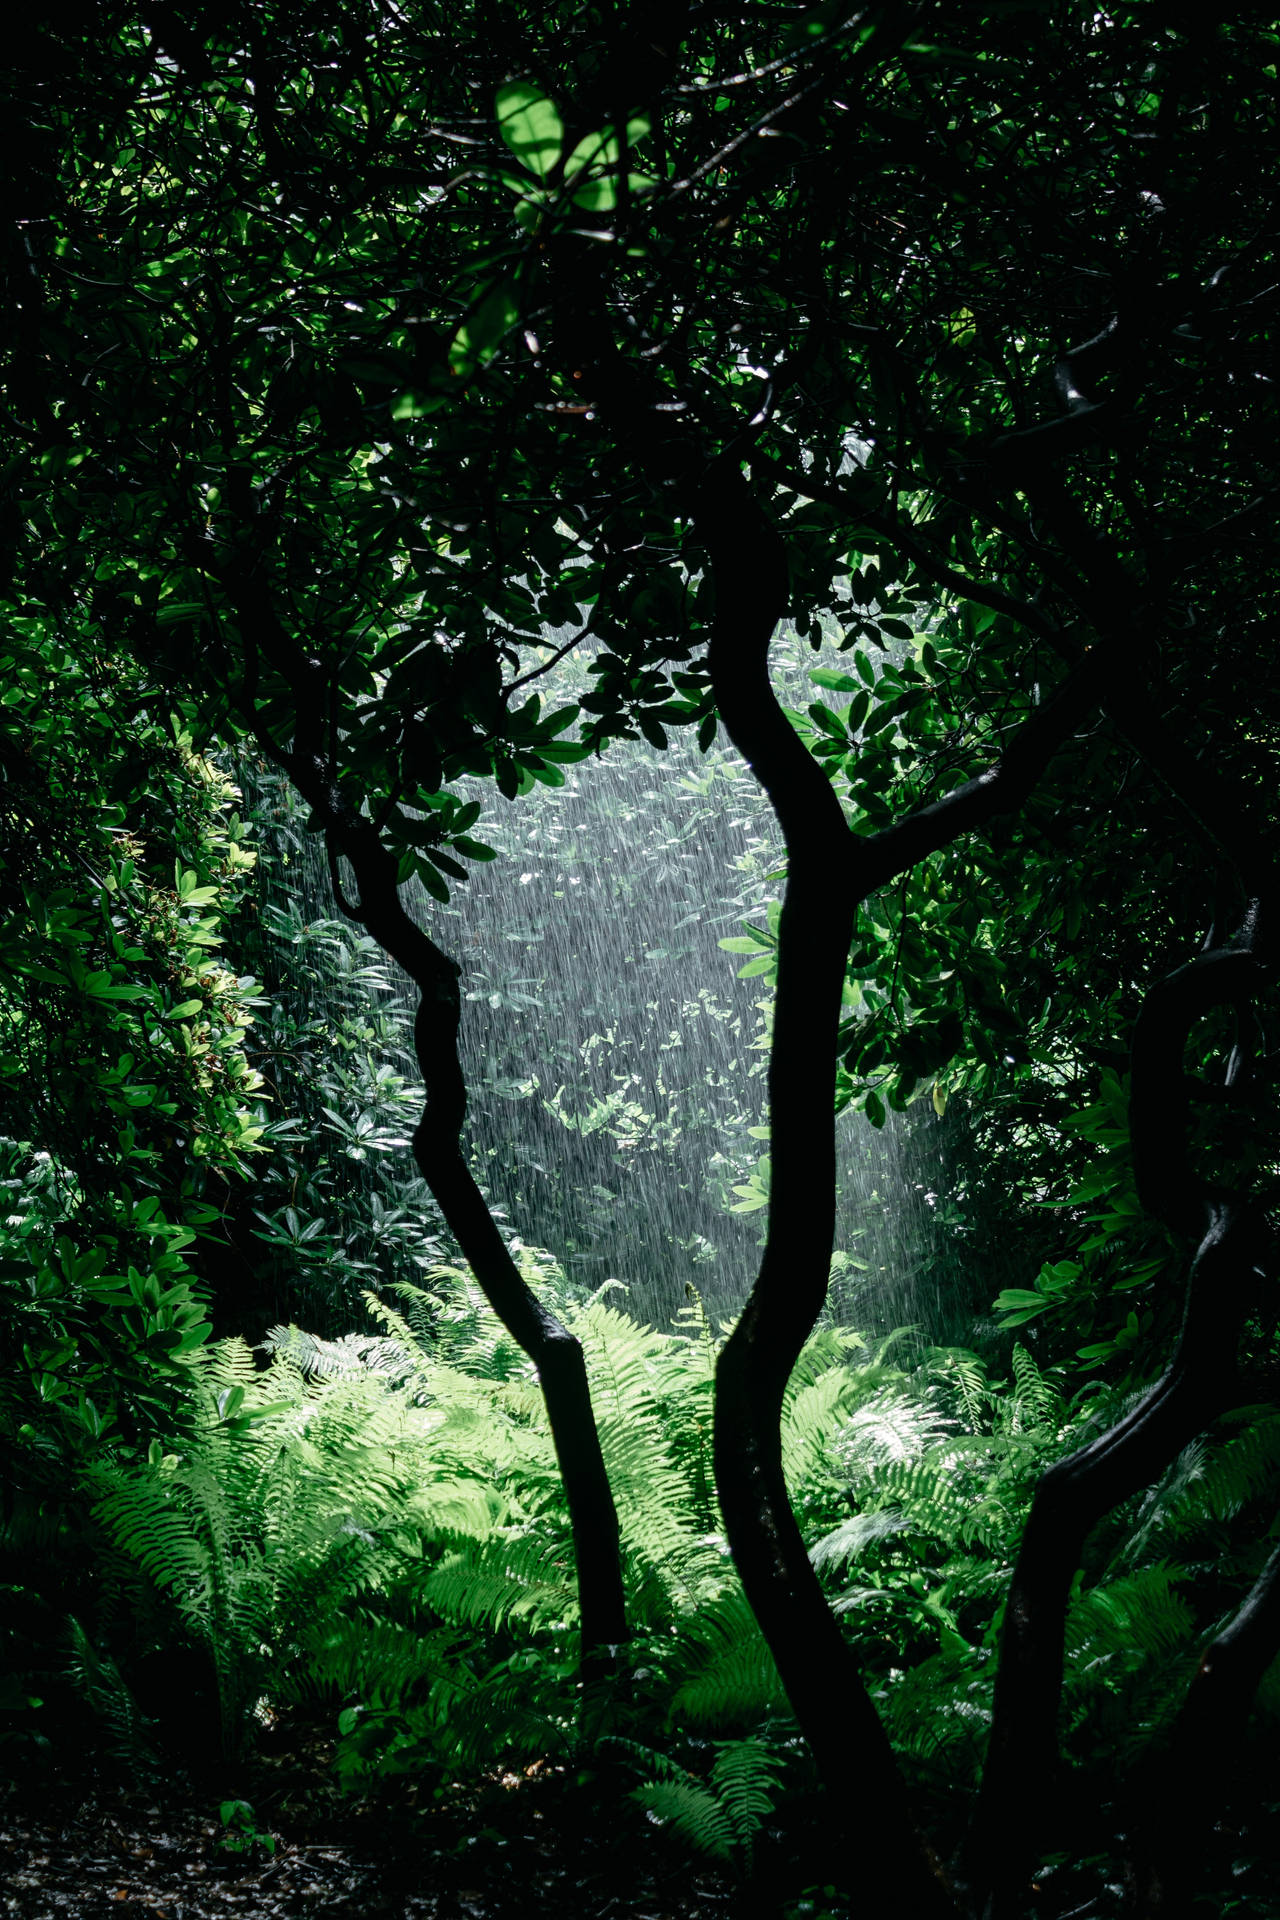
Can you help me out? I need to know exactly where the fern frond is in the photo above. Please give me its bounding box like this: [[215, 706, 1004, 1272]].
[[1005, 1345, 1063, 1435], [417, 1532, 578, 1634], [875, 1648, 992, 1785], [927, 1348, 991, 1435], [1115, 1440, 1211, 1568], [427, 1654, 576, 1769], [783, 1329, 868, 1407], [671, 1284, 719, 1379], [414, 1268, 533, 1381], [623, 1735, 782, 1869], [810, 1509, 909, 1575], [669, 1589, 787, 1730], [855, 1440, 1031, 1558], [1064, 1563, 1195, 1676], [64, 1617, 160, 1774], [835, 1389, 955, 1475], [710, 1736, 784, 1852], [632, 1777, 737, 1861], [1184, 1410, 1280, 1528], [783, 1368, 854, 1488], [262, 1324, 413, 1385], [300, 1615, 472, 1708]]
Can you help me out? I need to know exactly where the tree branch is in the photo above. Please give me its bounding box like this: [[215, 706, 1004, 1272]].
[[967, 904, 1274, 1914], [216, 566, 628, 1665], [756, 453, 1057, 640], [1130, 1541, 1280, 1917]]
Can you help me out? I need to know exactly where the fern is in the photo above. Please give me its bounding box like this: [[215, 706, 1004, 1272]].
[[1064, 1564, 1195, 1669], [633, 1774, 740, 1862], [710, 1736, 785, 1856], [874, 1646, 993, 1787], [1005, 1344, 1064, 1435], [666, 1588, 788, 1731], [318, 1617, 477, 1718], [834, 1387, 956, 1474], [64, 1616, 160, 1775], [90, 1351, 467, 1756], [1181, 1408, 1280, 1528], [94, 1261, 1257, 1814], [625, 1735, 783, 1872], [417, 1531, 578, 1635], [261, 1324, 414, 1387], [927, 1347, 992, 1435], [809, 1509, 909, 1575]]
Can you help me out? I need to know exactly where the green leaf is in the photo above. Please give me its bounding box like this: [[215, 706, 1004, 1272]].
[[564, 115, 652, 181], [416, 857, 450, 902], [449, 282, 521, 377], [391, 391, 445, 421], [994, 1288, 1049, 1314], [571, 171, 656, 213], [806, 703, 846, 738], [526, 760, 566, 787], [452, 835, 498, 861], [496, 82, 564, 181]]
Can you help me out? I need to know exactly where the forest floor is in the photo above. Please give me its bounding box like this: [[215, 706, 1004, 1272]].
[[11, 1706, 1278, 1920], [0, 1716, 740, 1920]]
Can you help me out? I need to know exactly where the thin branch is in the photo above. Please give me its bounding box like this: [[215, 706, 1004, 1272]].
[[852, 658, 1099, 896], [503, 614, 594, 699], [755, 452, 1058, 638], [205, 560, 628, 1666]]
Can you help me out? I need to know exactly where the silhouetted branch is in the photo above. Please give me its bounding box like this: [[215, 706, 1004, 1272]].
[[1129, 1542, 1280, 1918], [968, 904, 1274, 1914], [213, 567, 628, 1666], [855, 660, 1099, 895], [697, 456, 957, 1916], [757, 453, 1056, 639]]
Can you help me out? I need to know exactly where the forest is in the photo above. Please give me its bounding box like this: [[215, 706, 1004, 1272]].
[[2, 4, 1279, 1917]]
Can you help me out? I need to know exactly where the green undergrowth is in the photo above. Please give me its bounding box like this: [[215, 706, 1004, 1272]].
[[62, 1262, 1280, 1871]]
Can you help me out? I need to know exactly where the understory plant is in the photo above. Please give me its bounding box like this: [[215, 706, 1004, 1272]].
[[0, 631, 267, 1772], [82, 1261, 1280, 1865], [215, 762, 451, 1339]]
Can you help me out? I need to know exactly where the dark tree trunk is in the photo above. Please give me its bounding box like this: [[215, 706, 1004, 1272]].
[[1128, 1541, 1280, 1918], [226, 583, 628, 1663], [695, 453, 1105, 1912], [967, 909, 1274, 1914], [698, 461, 958, 1912]]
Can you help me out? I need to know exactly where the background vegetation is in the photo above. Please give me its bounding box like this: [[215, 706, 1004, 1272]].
[[3, 4, 1279, 1918]]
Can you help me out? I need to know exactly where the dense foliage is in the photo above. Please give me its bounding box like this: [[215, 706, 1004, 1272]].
[[4, 4, 1280, 1917], [0, 628, 263, 1455]]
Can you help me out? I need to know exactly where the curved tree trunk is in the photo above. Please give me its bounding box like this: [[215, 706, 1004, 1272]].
[[1129, 1540, 1280, 1918], [693, 449, 1109, 1911], [696, 461, 957, 1912], [967, 911, 1273, 1914], [227, 580, 628, 1663]]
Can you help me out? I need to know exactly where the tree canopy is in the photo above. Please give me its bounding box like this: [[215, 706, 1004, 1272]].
[[5, 4, 1280, 1914]]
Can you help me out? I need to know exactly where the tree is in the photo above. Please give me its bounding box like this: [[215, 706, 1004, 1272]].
[[6, 3, 1280, 1911]]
